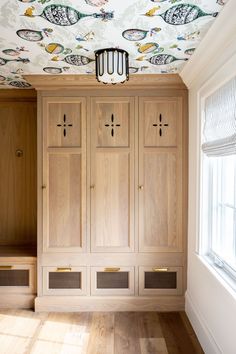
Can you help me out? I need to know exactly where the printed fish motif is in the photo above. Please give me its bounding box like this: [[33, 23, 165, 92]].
[[170, 44, 181, 51], [177, 31, 200, 41], [184, 48, 196, 55], [122, 28, 161, 41], [159, 4, 218, 25], [0, 57, 30, 66], [76, 31, 95, 42], [63, 54, 94, 66], [45, 43, 65, 54], [24, 6, 35, 17], [145, 7, 160, 17], [129, 66, 149, 74], [27, 5, 114, 26], [43, 67, 64, 74], [17, 29, 53, 42], [147, 54, 188, 65], [2, 49, 21, 56], [129, 67, 139, 74], [0, 75, 6, 81], [136, 42, 159, 54], [85, 0, 109, 6], [18, 0, 35, 2], [9, 81, 31, 88]]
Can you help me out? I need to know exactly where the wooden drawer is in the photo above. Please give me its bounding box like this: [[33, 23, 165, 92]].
[[139, 266, 183, 296], [43, 266, 87, 296], [0, 263, 36, 294], [91, 267, 134, 296]]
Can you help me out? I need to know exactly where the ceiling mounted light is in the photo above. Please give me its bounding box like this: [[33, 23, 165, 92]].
[[95, 48, 129, 84]]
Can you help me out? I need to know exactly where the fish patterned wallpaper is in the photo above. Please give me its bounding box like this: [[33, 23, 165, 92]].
[[0, 0, 227, 88]]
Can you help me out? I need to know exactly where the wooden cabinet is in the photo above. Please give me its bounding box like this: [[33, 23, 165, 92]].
[[90, 97, 135, 252], [42, 97, 86, 252], [139, 97, 183, 252], [36, 78, 187, 311]]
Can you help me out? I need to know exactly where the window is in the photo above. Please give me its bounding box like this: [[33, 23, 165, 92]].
[[201, 76, 236, 287]]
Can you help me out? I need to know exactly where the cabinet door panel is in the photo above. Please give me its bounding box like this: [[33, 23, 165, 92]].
[[143, 98, 179, 147], [139, 97, 183, 253], [140, 152, 179, 251], [95, 102, 130, 147], [47, 102, 82, 147], [91, 97, 135, 252], [47, 154, 82, 249], [91, 153, 131, 251]]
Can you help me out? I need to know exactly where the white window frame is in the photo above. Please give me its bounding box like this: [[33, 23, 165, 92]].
[[198, 67, 236, 292]]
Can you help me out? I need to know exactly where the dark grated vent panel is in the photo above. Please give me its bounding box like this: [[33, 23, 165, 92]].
[[0, 270, 29, 286], [144, 272, 177, 289], [97, 272, 129, 289], [49, 272, 81, 289]]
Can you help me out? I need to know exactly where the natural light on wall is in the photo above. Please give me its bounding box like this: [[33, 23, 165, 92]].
[[201, 76, 236, 289]]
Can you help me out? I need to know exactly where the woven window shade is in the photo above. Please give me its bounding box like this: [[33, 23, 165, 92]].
[[202, 76, 236, 156]]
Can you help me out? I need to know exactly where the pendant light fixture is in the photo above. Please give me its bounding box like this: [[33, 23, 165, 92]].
[[95, 48, 129, 84]]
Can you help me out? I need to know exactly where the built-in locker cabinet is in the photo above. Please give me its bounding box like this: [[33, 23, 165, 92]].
[[139, 97, 183, 252], [90, 97, 135, 252], [42, 97, 86, 252], [35, 76, 187, 311]]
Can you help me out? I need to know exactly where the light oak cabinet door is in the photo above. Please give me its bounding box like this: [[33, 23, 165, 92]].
[[42, 97, 86, 252], [139, 97, 183, 252], [90, 97, 135, 252]]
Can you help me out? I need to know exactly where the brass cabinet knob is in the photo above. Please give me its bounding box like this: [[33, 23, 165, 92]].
[[90, 185, 95, 189], [42, 185, 46, 189], [138, 185, 144, 190]]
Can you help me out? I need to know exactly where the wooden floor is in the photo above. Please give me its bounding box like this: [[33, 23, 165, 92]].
[[0, 310, 204, 354]]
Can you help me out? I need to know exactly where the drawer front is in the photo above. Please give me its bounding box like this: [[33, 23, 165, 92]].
[[91, 267, 134, 296], [139, 266, 183, 295], [43, 267, 87, 295], [0, 264, 36, 294]]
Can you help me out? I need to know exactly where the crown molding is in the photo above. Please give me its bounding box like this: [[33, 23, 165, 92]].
[[23, 74, 187, 91], [180, 0, 236, 89]]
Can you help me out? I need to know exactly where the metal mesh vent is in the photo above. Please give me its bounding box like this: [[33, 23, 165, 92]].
[[97, 272, 129, 289], [0, 270, 29, 286], [144, 272, 177, 289], [49, 272, 81, 289]]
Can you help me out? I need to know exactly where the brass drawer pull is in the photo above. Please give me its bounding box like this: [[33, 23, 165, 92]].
[[152, 267, 169, 272], [0, 266, 13, 270], [104, 267, 121, 272], [56, 267, 72, 272]]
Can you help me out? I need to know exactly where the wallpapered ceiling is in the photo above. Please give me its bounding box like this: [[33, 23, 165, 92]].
[[0, 0, 227, 88]]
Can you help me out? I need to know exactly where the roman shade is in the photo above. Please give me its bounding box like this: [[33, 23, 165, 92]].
[[202, 76, 236, 156]]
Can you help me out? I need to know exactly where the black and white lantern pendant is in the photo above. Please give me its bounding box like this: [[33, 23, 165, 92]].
[[95, 48, 129, 84]]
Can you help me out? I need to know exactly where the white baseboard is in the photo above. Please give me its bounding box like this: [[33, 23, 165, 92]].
[[185, 292, 222, 354], [35, 295, 185, 312]]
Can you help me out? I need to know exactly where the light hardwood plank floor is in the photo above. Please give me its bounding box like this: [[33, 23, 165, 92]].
[[0, 310, 204, 354]]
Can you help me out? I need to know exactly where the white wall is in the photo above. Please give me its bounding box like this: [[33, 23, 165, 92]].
[[180, 1, 236, 353]]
